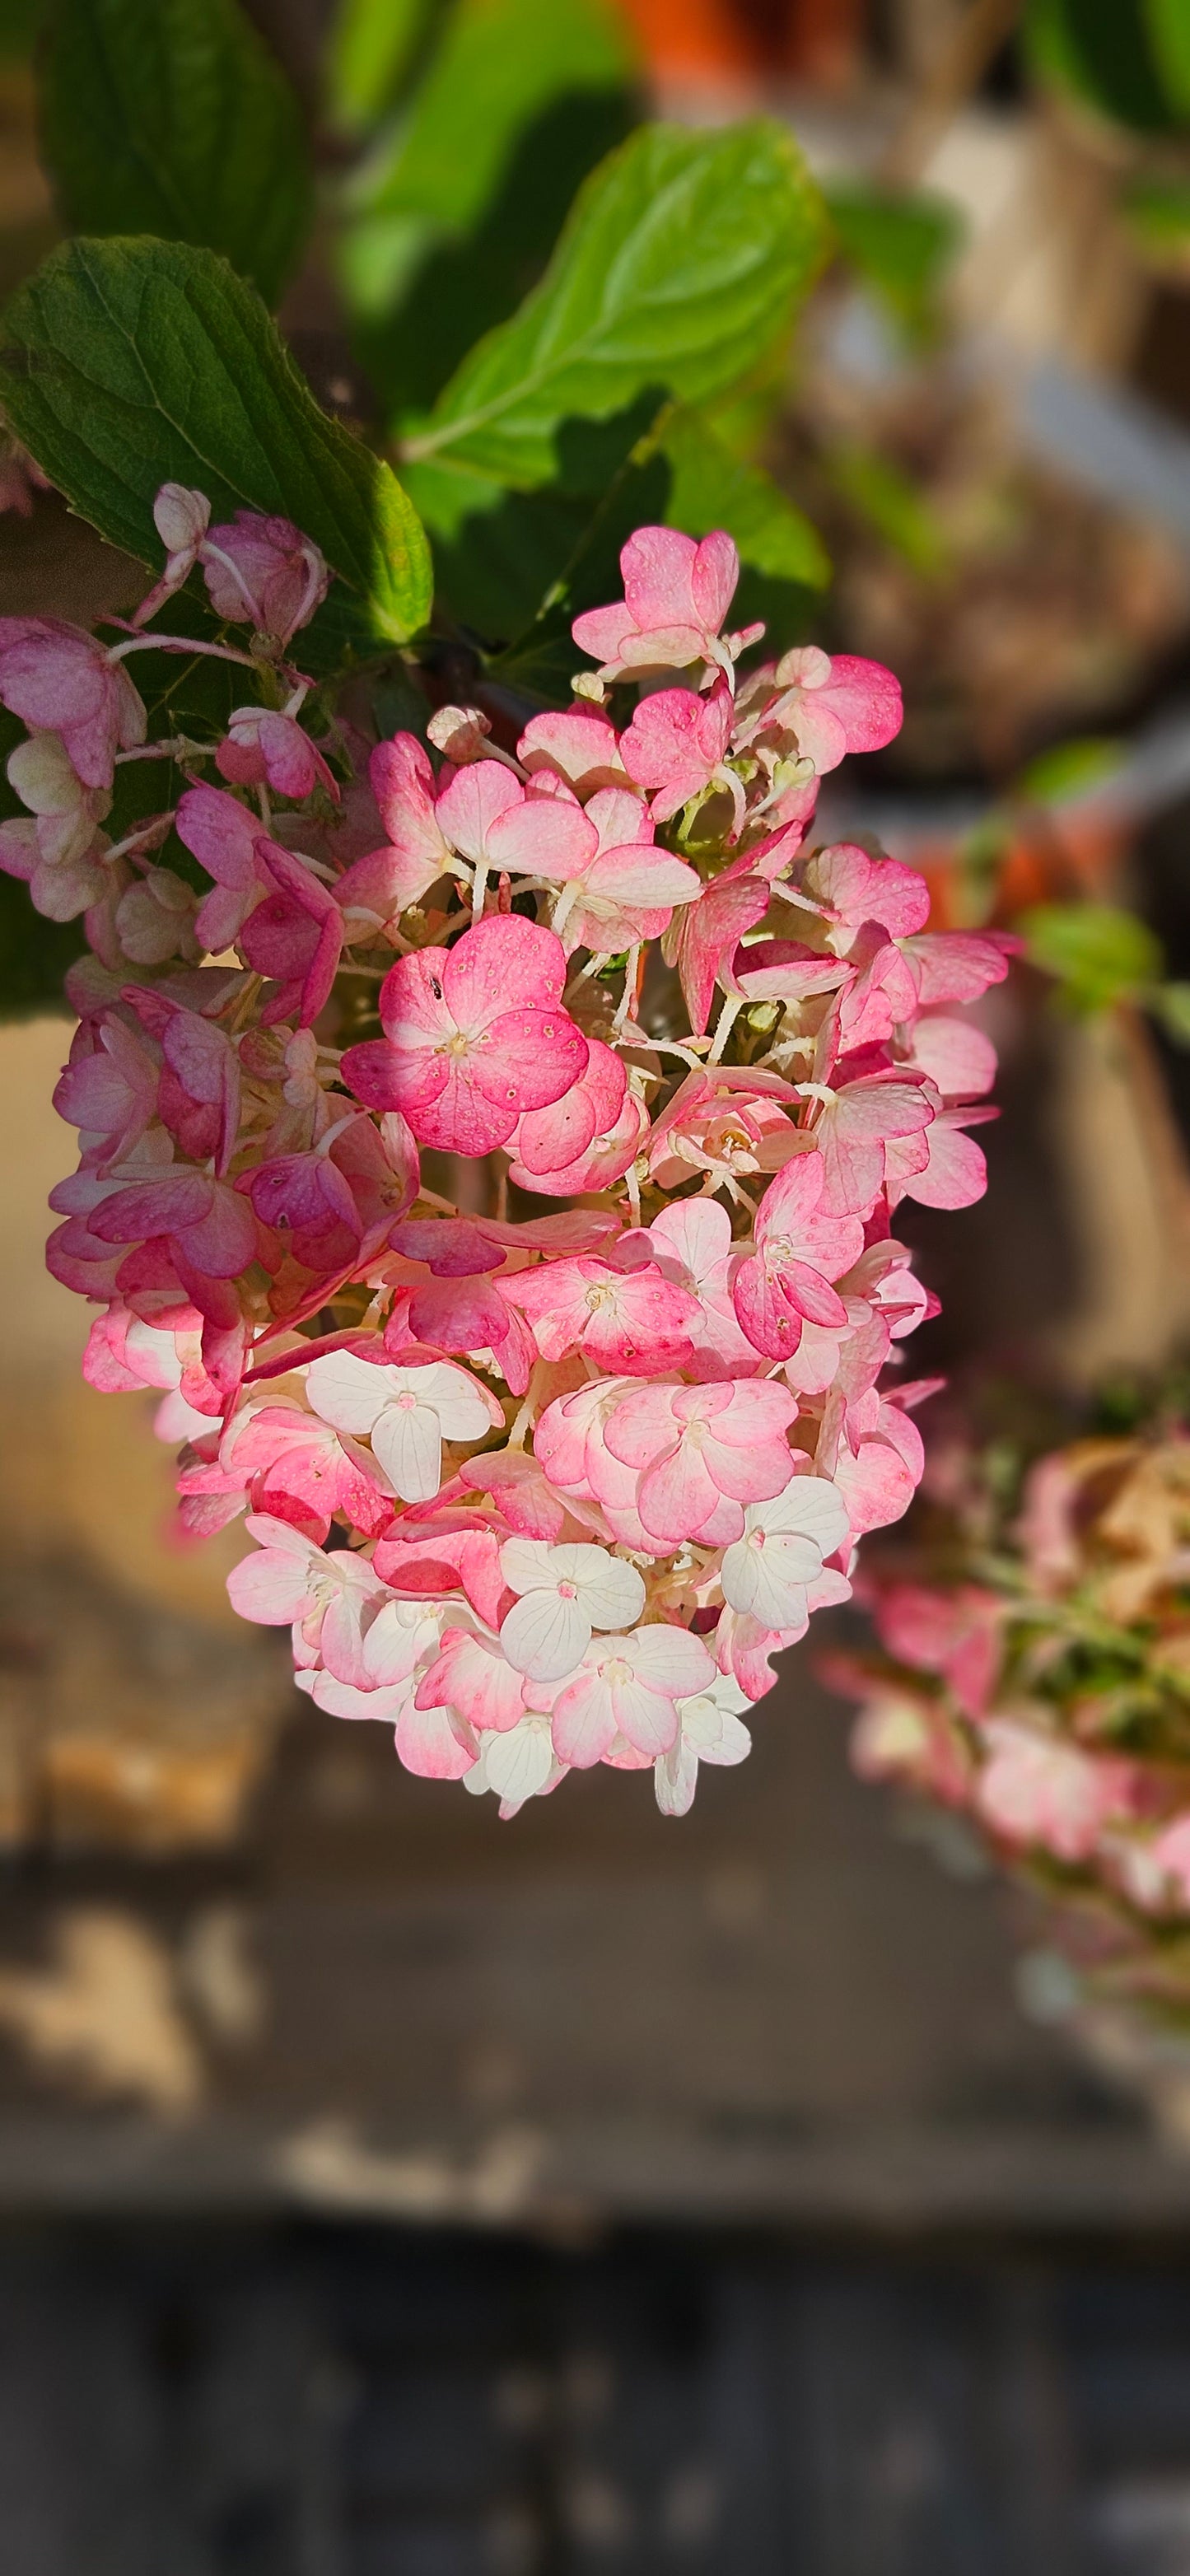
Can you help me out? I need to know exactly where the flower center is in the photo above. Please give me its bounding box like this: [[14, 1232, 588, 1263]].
[[558, 1581, 577, 1599], [442, 1030, 471, 1059], [394, 1391, 419, 1412]]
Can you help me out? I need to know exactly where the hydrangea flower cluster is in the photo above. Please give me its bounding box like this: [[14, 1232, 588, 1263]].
[[0, 496, 1008, 1818], [827, 1416, 1190, 2008]]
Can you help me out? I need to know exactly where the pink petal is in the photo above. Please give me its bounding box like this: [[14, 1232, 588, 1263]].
[[394, 1700, 477, 1779], [512, 1039, 626, 1177], [441, 912, 568, 1029], [484, 797, 597, 883], [434, 760, 523, 861]]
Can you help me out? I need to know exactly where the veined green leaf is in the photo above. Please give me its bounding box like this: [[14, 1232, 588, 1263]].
[[349, 0, 636, 243], [0, 239, 432, 650], [341, 0, 638, 414], [38, 0, 311, 307], [399, 119, 827, 488]]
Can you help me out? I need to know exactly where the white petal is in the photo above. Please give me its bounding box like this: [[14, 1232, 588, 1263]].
[[701, 1710, 752, 1768], [562, 1547, 646, 1632], [500, 1589, 591, 1682], [721, 1533, 809, 1629], [371, 1399, 442, 1501], [483, 1720, 555, 1804], [674, 1690, 731, 1752], [499, 1538, 556, 1598], [411, 1361, 498, 1440], [627, 1626, 715, 1694], [305, 1351, 389, 1435], [310, 1671, 413, 1722], [750, 1475, 848, 1554], [655, 1741, 698, 1817], [362, 1598, 441, 1687], [613, 1676, 679, 1757]]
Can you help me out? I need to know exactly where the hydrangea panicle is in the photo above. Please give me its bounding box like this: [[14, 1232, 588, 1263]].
[[15, 503, 1006, 1818]]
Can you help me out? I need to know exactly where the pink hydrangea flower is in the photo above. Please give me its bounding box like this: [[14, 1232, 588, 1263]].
[[551, 1624, 717, 1765], [86, 1167, 258, 1321], [732, 1151, 865, 1358], [0, 618, 146, 788], [719, 1477, 850, 1628], [216, 708, 336, 801], [502, 1255, 699, 1377], [335, 735, 455, 933], [9, 498, 1002, 1821], [548, 787, 700, 954], [572, 527, 746, 681], [175, 783, 275, 950], [238, 838, 345, 1029], [600, 1376, 798, 1547], [517, 707, 627, 794], [767, 646, 903, 772], [304, 1350, 502, 1501], [199, 511, 329, 642], [975, 1724, 1134, 1863], [646, 1066, 802, 1193], [341, 915, 588, 1155], [619, 678, 735, 824]]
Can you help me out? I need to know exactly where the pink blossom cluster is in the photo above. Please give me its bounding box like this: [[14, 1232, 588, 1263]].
[[2, 501, 1008, 1816], [826, 1421, 1190, 1991]]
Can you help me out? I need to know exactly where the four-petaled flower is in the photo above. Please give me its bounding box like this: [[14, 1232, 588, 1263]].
[[342, 915, 589, 1155], [720, 1479, 851, 1629], [497, 1539, 646, 1682], [305, 1351, 502, 1502]]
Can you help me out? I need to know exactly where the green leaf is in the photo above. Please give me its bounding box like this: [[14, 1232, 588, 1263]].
[[1015, 735, 1124, 805], [1021, 902, 1164, 1010], [0, 238, 432, 651], [342, 0, 639, 418], [348, 0, 636, 255], [342, 0, 639, 417], [1148, 0, 1190, 113], [399, 119, 827, 488], [825, 180, 964, 343], [1025, 0, 1190, 133], [396, 454, 597, 643], [658, 404, 828, 590], [1123, 174, 1190, 261], [38, 0, 312, 307], [326, 0, 438, 133], [829, 443, 948, 579], [0, 875, 82, 1020], [0, 708, 82, 1018], [1149, 982, 1190, 1046], [488, 400, 825, 692]]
